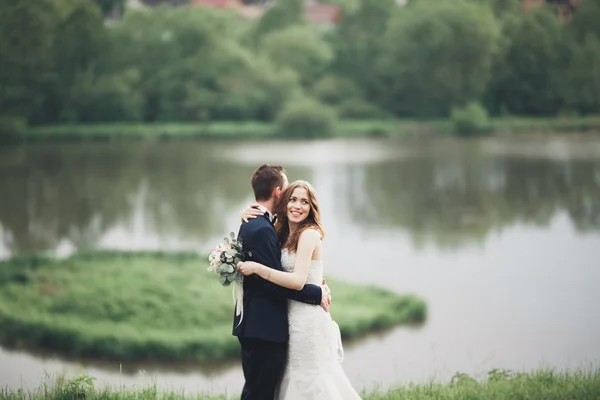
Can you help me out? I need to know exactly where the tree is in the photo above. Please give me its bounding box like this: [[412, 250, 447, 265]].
[[52, 0, 108, 121], [558, 0, 600, 114], [108, 6, 229, 121], [109, 6, 301, 122], [252, 0, 304, 42], [62, 67, 143, 122], [331, 0, 396, 100], [486, 6, 564, 115], [377, 0, 500, 117], [0, 0, 58, 123], [567, 0, 600, 42], [562, 35, 600, 114], [260, 26, 333, 87], [92, 0, 125, 15], [0, 0, 112, 124]]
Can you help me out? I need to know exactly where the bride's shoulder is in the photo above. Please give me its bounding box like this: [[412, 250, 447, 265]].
[[299, 228, 322, 242]]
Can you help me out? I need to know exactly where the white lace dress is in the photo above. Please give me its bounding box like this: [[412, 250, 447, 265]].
[[276, 249, 362, 400]]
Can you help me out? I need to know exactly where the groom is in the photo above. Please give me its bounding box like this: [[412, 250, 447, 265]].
[[232, 164, 331, 400]]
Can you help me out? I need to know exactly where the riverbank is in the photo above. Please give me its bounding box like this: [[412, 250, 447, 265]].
[[1, 368, 598, 399], [0, 251, 426, 363], [12, 115, 600, 141]]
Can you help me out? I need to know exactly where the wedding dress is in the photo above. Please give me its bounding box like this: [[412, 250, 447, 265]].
[[276, 249, 362, 400]]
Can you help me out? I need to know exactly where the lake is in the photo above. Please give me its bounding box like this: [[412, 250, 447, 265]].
[[1, 135, 599, 396]]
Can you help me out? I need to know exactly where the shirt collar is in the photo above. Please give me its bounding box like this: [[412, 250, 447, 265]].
[[256, 204, 275, 223]]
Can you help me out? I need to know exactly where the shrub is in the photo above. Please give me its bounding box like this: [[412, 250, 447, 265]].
[[337, 98, 391, 120], [311, 75, 362, 105], [276, 99, 338, 138], [0, 116, 27, 137], [451, 102, 491, 136]]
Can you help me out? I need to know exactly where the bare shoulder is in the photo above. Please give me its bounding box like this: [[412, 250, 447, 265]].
[[299, 228, 322, 242]]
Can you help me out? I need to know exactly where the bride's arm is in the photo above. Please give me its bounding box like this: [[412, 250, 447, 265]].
[[238, 229, 321, 291], [241, 203, 263, 223]]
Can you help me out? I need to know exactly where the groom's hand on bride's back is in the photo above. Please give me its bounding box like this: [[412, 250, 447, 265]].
[[320, 279, 331, 312]]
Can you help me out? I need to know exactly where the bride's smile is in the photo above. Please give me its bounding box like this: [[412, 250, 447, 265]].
[[286, 188, 311, 225]]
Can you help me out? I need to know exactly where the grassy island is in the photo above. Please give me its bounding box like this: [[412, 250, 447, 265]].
[[0, 251, 426, 363]]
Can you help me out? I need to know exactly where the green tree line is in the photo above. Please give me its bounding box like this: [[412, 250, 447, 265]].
[[1, 0, 599, 132]]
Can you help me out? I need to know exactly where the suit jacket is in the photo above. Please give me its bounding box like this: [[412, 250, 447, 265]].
[[232, 213, 322, 343]]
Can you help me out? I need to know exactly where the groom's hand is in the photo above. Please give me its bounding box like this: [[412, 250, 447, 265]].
[[320, 280, 331, 312]]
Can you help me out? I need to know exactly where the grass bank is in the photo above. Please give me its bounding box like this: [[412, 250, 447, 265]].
[[0, 251, 426, 363], [14, 115, 600, 141], [1, 368, 599, 399]]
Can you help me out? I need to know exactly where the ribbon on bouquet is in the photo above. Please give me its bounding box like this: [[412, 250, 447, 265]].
[[233, 281, 244, 328]]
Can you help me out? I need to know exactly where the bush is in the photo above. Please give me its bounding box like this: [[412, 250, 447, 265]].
[[276, 99, 338, 138], [0, 116, 27, 137], [451, 102, 491, 136], [336, 98, 391, 120], [311, 75, 362, 105]]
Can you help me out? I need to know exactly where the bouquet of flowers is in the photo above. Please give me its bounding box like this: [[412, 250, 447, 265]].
[[208, 232, 250, 287], [208, 232, 250, 326]]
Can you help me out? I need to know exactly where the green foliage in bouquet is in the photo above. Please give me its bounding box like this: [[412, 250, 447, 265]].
[[208, 232, 250, 286]]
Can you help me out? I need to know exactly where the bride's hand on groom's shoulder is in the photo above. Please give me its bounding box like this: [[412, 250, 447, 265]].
[[241, 203, 262, 222]]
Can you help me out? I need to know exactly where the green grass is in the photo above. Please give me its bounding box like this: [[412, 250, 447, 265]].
[[365, 368, 600, 400], [1, 368, 599, 399], [14, 115, 600, 142], [23, 122, 277, 140], [0, 251, 426, 363]]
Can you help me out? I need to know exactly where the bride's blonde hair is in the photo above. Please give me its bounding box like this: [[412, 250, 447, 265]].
[[274, 180, 325, 253]]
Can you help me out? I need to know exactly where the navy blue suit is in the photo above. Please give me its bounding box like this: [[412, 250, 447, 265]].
[[232, 212, 321, 400]]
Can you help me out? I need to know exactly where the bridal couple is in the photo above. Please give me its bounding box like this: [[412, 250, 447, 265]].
[[232, 164, 362, 400]]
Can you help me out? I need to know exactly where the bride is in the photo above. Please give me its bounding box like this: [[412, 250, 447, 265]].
[[237, 180, 362, 400]]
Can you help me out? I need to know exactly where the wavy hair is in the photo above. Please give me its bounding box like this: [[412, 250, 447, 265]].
[[274, 180, 325, 253]]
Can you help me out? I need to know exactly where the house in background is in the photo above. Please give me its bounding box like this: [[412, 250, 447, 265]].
[[522, 0, 582, 20], [304, 1, 343, 25], [192, 0, 342, 25], [128, 0, 582, 25], [192, 0, 263, 19]]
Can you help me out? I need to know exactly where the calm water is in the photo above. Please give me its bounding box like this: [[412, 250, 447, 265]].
[[1, 136, 600, 395]]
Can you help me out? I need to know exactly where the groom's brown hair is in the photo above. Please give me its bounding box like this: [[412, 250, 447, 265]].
[[251, 164, 286, 201]]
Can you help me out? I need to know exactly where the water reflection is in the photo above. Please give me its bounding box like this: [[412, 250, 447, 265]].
[[0, 141, 312, 256], [1, 139, 600, 257], [341, 143, 600, 249]]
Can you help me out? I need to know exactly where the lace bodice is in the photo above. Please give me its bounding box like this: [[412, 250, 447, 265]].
[[281, 248, 323, 285]]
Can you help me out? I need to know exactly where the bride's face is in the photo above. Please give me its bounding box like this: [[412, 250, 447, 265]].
[[286, 187, 311, 224]]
